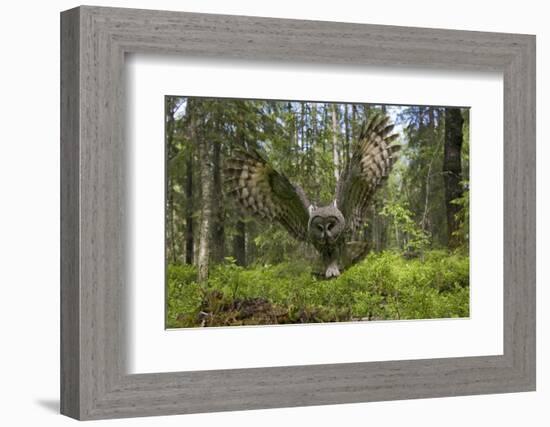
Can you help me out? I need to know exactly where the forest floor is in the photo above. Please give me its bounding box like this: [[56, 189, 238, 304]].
[[166, 250, 469, 328]]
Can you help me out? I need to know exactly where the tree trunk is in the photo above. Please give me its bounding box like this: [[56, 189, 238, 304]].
[[344, 104, 350, 166], [184, 100, 196, 265], [300, 102, 305, 152], [311, 103, 317, 159], [211, 132, 225, 263], [233, 220, 246, 266], [165, 98, 178, 263], [232, 111, 248, 266], [185, 149, 194, 265], [197, 114, 214, 282], [322, 104, 329, 153], [331, 104, 340, 181], [286, 102, 294, 157], [443, 108, 464, 248], [351, 105, 358, 139], [420, 108, 439, 234]]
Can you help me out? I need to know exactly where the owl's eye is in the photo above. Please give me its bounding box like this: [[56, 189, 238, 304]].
[[317, 224, 324, 232], [327, 222, 335, 231]]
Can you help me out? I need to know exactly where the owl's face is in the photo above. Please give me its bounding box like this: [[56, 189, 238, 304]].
[[308, 205, 345, 246]]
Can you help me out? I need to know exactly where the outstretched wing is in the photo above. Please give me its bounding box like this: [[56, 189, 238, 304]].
[[336, 114, 400, 236], [225, 148, 311, 241]]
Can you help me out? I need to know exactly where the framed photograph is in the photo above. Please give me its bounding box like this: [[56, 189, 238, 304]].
[[164, 97, 471, 329], [61, 5, 535, 420]]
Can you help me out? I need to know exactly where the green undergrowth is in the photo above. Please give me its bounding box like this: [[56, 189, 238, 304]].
[[166, 250, 469, 328]]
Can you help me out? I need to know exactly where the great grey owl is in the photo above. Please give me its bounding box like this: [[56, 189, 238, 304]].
[[225, 114, 400, 278]]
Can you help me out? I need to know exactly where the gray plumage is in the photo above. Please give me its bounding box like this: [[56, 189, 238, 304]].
[[225, 114, 400, 278]]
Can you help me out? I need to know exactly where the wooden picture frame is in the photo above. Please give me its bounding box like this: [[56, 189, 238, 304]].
[[60, 5, 536, 420]]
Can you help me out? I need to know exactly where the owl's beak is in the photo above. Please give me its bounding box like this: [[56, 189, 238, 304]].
[[324, 226, 332, 242]]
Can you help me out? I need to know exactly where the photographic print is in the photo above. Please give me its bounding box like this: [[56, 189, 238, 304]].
[[165, 97, 470, 328]]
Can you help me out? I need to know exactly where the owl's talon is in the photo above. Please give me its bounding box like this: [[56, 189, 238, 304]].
[[325, 264, 340, 278]]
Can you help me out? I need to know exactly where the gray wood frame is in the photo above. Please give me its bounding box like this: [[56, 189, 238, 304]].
[[60, 5, 536, 420]]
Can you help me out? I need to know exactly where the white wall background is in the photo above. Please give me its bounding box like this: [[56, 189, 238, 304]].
[[0, 0, 546, 425]]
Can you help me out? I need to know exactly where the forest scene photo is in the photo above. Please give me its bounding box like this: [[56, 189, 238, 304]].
[[165, 96, 470, 328]]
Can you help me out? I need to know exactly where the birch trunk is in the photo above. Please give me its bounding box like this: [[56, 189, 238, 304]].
[[197, 115, 214, 282], [331, 104, 340, 181]]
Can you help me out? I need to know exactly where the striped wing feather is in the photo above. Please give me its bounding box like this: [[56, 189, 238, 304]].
[[225, 149, 311, 241], [336, 114, 401, 236]]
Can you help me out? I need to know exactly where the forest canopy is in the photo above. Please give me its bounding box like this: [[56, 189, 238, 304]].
[[165, 97, 470, 328]]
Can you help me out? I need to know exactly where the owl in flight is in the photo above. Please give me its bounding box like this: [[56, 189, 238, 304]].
[[225, 114, 400, 278]]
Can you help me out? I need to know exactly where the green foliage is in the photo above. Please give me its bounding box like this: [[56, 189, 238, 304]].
[[451, 185, 469, 247], [166, 251, 469, 328], [166, 264, 202, 327], [252, 226, 303, 264], [380, 201, 430, 252]]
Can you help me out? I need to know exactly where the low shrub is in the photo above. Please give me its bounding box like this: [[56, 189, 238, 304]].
[[166, 250, 469, 328]]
